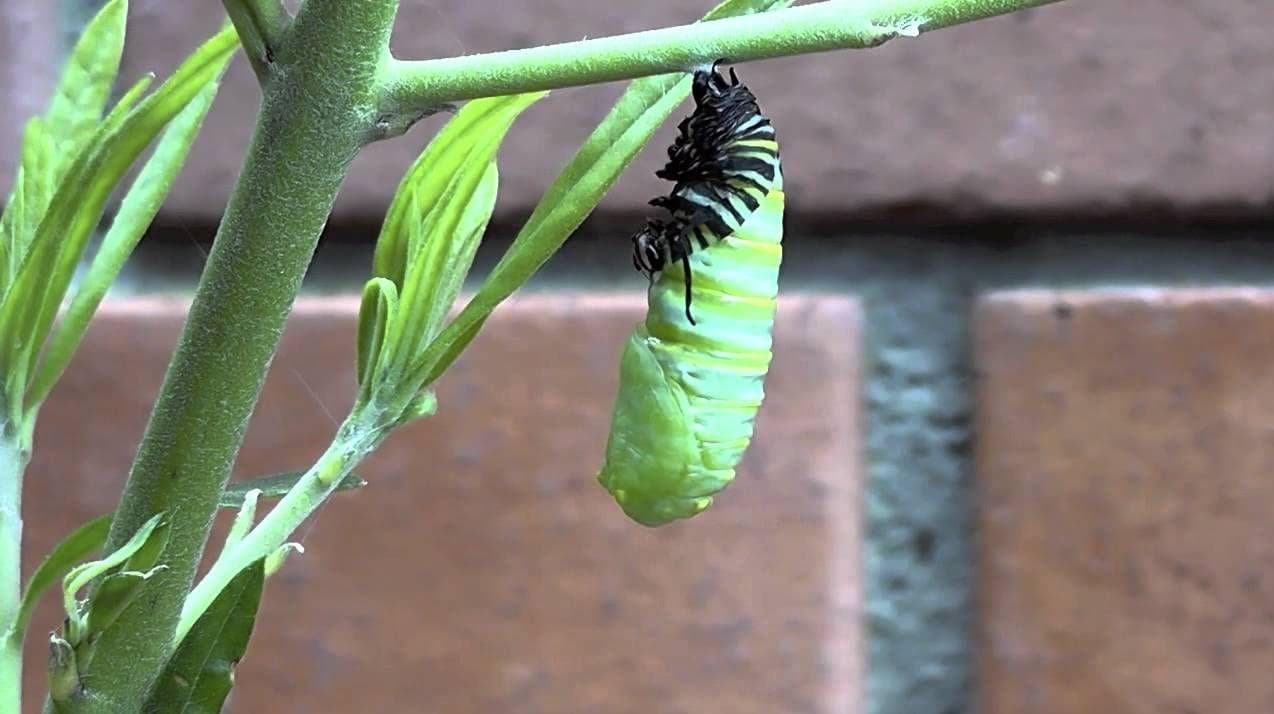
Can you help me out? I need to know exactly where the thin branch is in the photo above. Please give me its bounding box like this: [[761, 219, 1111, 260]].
[[0, 433, 26, 714], [222, 0, 291, 82], [380, 0, 1063, 110], [175, 408, 385, 645]]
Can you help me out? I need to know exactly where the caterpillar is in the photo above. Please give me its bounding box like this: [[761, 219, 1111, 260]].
[[597, 62, 784, 527]]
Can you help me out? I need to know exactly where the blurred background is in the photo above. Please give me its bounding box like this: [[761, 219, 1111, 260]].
[[5, 0, 1274, 712]]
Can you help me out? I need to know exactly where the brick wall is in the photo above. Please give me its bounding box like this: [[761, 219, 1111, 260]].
[[8, 0, 1274, 221], [6, 2, 1274, 713]]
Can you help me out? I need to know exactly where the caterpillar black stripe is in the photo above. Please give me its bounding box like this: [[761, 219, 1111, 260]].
[[632, 61, 781, 325]]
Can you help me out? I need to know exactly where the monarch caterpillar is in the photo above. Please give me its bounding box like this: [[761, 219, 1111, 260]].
[[597, 63, 784, 527]]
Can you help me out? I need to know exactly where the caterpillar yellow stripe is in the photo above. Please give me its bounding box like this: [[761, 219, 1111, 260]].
[[597, 170, 784, 526]]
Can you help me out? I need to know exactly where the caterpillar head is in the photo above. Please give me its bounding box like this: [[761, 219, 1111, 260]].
[[631, 218, 672, 278], [691, 58, 738, 104]]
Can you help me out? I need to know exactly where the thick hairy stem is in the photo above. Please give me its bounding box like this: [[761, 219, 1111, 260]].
[[66, 1, 401, 710], [0, 429, 27, 714], [380, 0, 1063, 110]]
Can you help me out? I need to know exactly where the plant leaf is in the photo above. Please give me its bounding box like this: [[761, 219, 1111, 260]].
[[218, 470, 367, 508], [145, 559, 266, 714], [415, 0, 795, 385], [389, 161, 499, 383], [0, 117, 56, 293], [83, 566, 165, 639], [27, 71, 227, 408], [44, 0, 128, 173], [372, 93, 544, 288], [4, 514, 111, 645], [0, 24, 238, 420], [61, 513, 163, 605], [62, 512, 165, 643], [9, 72, 159, 324], [356, 277, 398, 399], [371, 92, 542, 396], [96, 73, 156, 137]]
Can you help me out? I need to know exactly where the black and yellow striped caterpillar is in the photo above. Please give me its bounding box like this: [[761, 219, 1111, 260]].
[[598, 62, 784, 527]]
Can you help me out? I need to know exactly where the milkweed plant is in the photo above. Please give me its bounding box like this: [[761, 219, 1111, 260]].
[[0, 0, 1058, 710]]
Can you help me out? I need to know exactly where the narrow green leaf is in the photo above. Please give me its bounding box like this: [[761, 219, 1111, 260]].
[[31, 30, 235, 385], [0, 24, 238, 416], [28, 72, 226, 409], [121, 515, 169, 574], [0, 117, 56, 292], [423, 319, 484, 387], [369, 92, 542, 400], [97, 73, 156, 138], [388, 161, 499, 379], [44, 0, 128, 172], [62, 512, 164, 641], [62, 513, 163, 602], [83, 566, 165, 639], [372, 93, 544, 287], [416, 0, 795, 385], [4, 514, 111, 645], [0, 112, 120, 402], [422, 162, 500, 346], [416, 78, 686, 384], [356, 277, 398, 398], [146, 560, 266, 714], [218, 471, 367, 508]]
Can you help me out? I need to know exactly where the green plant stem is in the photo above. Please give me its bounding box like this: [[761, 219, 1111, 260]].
[[0, 428, 28, 714], [175, 408, 386, 644], [222, 0, 290, 80], [66, 1, 402, 710], [380, 0, 1062, 109]]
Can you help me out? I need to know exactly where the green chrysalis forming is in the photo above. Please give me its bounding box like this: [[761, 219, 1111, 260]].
[[598, 63, 783, 526]]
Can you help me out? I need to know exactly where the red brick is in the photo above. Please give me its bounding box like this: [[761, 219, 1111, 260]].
[[975, 288, 1274, 714], [109, 0, 1274, 222], [21, 294, 863, 712]]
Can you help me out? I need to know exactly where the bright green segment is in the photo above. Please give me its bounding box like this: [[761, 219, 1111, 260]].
[[598, 172, 785, 526]]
